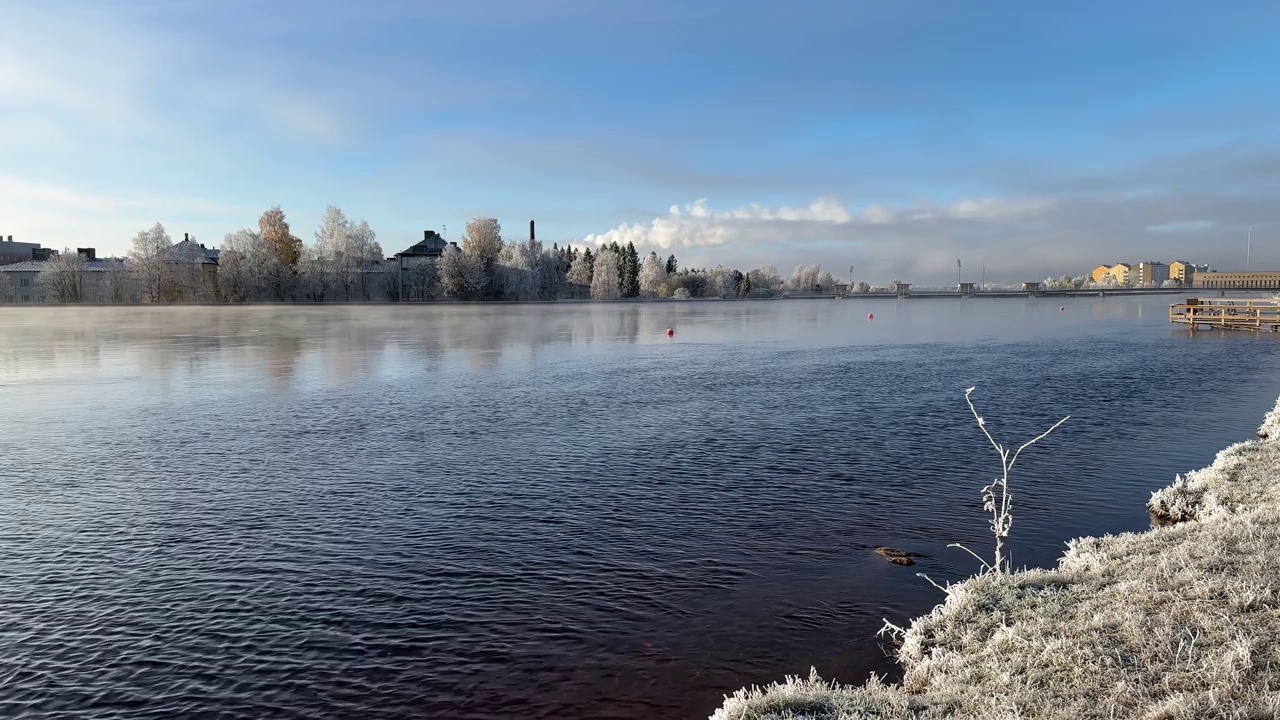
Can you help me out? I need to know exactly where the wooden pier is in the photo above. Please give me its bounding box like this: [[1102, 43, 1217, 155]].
[[1170, 297, 1280, 331]]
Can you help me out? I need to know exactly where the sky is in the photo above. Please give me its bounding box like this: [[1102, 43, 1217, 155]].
[[3, 0, 1279, 284]]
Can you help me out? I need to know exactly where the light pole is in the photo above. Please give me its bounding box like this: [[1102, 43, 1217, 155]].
[[957, 258, 962, 288], [1248, 225, 1252, 270]]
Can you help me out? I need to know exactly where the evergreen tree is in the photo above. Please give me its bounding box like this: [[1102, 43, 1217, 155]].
[[666, 254, 678, 274], [622, 241, 640, 297], [731, 269, 744, 297], [740, 273, 752, 297]]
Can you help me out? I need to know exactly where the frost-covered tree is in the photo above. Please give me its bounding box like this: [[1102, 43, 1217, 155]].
[[591, 248, 621, 300], [748, 266, 782, 292], [855, 281, 872, 294], [706, 265, 736, 298], [567, 250, 593, 287], [497, 238, 543, 301], [0, 273, 13, 303], [787, 264, 823, 291], [38, 249, 89, 303], [538, 244, 570, 299], [638, 252, 668, 297], [462, 216, 501, 260], [129, 222, 174, 303], [346, 219, 382, 300], [218, 228, 279, 302], [817, 271, 836, 291], [103, 259, 131, 303], [309, 205, 350, 301], [439, 244, 487, 299]]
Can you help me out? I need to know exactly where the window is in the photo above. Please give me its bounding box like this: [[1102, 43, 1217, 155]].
[[19, 278, 29, 287]]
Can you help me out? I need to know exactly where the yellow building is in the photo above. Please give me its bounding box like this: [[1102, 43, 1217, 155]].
[[1169, 261, 1196, 285], [1108, 263, 1132, 284], [1193, 271, 1280, 290], [1091, 264, 1112, 283]]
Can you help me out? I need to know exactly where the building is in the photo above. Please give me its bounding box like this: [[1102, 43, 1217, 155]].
[[1192, 271, 1280, 290], [1021, 281, 1042, 293], [1090, 264, 1112, 283], [1107, 263, 1132, 285], [395, 230, 458, 301], [0, 236, 44, 266], [1168, 261, 1194, 285], [0, 250, 124, 304], [1168, 261, 1211, 286], [1134, 261, 1170, 287], [169, 234, 222, 302]]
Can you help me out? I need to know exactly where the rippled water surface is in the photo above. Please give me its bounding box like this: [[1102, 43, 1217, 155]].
[[3, 298, 1280, 719]]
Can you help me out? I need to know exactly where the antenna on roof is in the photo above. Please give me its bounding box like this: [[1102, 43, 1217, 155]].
[[442, 225, 446, 240]]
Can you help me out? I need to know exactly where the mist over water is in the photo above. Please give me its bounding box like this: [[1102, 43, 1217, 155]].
[[3, 298, 1279, 719]]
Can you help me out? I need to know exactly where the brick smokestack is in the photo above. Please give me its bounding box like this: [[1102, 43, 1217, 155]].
[[530, 220, 535, 242], [184, 232, 189, 241]]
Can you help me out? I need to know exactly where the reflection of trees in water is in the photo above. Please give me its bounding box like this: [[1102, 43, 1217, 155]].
[[0, 305, 666, 387]]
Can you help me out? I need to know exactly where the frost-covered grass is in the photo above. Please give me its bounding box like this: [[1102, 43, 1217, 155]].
[[712, 395, 1280, 720]]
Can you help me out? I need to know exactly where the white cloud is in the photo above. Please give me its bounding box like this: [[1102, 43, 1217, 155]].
[[582, 195, 1052, 250]]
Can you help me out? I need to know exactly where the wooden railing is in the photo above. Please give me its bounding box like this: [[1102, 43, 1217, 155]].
[[1170, 298, 1280, 330]]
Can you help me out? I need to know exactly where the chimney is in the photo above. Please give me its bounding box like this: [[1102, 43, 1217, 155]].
[[184, 232, 189, 242], [424, 230, 429, 242], [530, 220, 535, 241], [5, 235, 10, 242]]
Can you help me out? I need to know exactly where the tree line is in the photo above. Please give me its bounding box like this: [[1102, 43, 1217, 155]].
[[6, 205, 886, 304]]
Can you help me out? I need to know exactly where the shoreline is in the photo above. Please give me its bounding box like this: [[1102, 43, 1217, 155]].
[[713, 395, 1280, 719], [0, 288, 1260, 309]]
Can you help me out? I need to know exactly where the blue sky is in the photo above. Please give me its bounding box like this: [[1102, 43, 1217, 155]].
[[3, 0, 1279, 282]]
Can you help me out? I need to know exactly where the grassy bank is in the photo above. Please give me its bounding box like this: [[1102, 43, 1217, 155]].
[[712, 396, 1280, 719]]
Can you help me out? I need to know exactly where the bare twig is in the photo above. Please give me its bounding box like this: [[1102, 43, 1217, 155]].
[[963, 386, 1069, 573]]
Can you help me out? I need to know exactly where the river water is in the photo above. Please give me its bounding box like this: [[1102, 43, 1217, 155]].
[[2, 297, 1279, 719]]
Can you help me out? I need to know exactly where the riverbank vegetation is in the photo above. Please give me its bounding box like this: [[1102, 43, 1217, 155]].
[[11, 207, 877, 305], [713, 395, 1280, 719]]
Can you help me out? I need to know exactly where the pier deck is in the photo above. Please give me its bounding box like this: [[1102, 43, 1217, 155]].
[[1170, 297, 1280, 331]]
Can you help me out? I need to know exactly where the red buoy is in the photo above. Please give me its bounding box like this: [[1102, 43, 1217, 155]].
[[1059, 306, 1065, 311], [867, 313, 874, 320], [666, 328, 674, 337]]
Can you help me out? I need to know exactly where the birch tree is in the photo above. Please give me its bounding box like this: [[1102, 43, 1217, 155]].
[[346, 219, 382, 301], [438, 244, 486, 299], [37, 249, 89, 303], [591, 248, 621, 300], [129, 222, 174, 303], [787, 264, 823, 291], [498, 239, 543, 300], [748, 266, 782, 291], [258, 207, 299, 300], [638, 252, 667, 297], [461, 216, 503, 274], [567, 250, 593, 286], [310, 205, 350, 301]]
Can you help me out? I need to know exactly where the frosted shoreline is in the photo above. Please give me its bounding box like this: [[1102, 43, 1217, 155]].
[[713, 395, 1280, 719]]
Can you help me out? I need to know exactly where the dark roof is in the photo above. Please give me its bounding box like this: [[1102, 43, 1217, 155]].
[[0, 260, 123, 272], [398, 231, 453, 257], [172, 239, 219, 263]]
